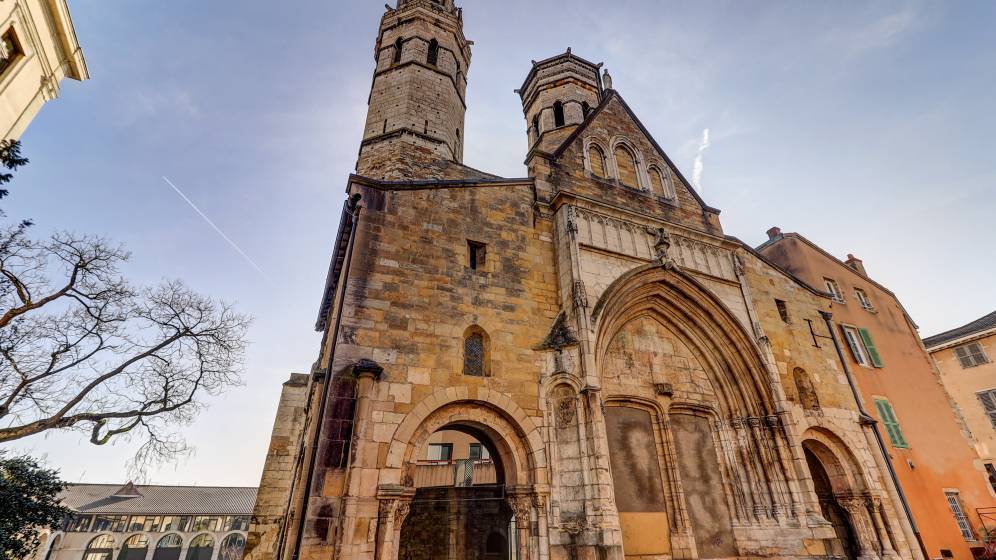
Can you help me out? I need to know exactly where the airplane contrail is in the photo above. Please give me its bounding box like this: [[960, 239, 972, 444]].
[[162, 176, 274, 285]]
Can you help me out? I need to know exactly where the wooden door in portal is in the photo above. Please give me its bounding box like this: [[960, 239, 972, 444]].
[[605, 406, 671, 558]]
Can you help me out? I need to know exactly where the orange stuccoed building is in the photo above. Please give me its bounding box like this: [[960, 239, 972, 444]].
[[759, 228, 995, 559]]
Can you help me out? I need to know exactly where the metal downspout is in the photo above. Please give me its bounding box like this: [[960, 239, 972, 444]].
[[289, 194, 363, 560], [820, 311, 927, 560]]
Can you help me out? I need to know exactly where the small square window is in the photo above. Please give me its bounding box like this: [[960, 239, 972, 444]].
[[775, 299, 791, 323], [985, 464, 996, 493], [956, 343, 989, 369], [854, 288, 874, 310], [0, 28, 24, 77], [427, 443, 453, 462], [824, 278, 845, 303], [468, 240, 486, 270]]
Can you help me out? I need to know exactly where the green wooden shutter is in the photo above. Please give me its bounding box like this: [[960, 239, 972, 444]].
[[977, 390, 996, 429], [859, 328, 884, 368], [875, 399, 909, 448]]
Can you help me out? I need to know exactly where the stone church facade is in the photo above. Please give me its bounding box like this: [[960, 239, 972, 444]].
[[245, 3, 924, 560]]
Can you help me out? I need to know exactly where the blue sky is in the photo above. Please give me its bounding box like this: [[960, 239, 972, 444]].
[[6, 0, 995, 485]]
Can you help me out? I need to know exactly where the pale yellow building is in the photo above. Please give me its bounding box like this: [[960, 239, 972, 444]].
[[924, 311, 996, 517], [0, 0, 88, 140]]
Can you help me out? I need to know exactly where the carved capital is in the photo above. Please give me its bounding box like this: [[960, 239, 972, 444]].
[[508, 494, 532, 524]]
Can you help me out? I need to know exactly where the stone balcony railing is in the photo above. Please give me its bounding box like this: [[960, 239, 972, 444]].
[[413, 460, 497, 488]]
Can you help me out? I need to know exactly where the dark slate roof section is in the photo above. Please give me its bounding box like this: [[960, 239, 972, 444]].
[[60, 484, 257, 515], [923, 310, 996, 349], [548, 90, 720, 215]]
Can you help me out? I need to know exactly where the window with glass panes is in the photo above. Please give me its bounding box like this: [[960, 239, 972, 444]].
[[945, 491, 974, 540]]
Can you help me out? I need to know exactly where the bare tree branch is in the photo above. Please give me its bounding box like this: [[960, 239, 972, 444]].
[[0, 228, 251, 472]]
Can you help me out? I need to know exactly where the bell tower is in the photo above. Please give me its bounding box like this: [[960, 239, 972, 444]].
[[357, 0, 472, 179], [517, 49, 604, 151]]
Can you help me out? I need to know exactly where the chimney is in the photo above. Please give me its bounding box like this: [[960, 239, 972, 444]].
[[766, 226, 782, 241], [845, 254, 867, 276]]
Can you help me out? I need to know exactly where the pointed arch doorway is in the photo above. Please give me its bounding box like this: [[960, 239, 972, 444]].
[[804, 447, 861, 560]]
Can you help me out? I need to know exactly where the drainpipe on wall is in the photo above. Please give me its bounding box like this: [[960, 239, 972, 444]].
[[819, 311, 928, 560], [289, 194, 363, 560]]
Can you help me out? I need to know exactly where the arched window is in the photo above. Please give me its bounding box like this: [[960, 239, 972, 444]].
[[463, 326, 490, 377], [84, 535, 115, 560], [661, 166, 676, 199], [553, 101, 565, 127], [218, 534, 246, 560], [392, 38, 403, 64], [485, 532, 507, 559], [614, 143, 639, 188], [588, 144, 607, 178], [427, 39, 439, 66], [153, 535, 183, 560], [648, 166, 666, 196], [118, 535, 149, 560], [582, 101, 591, 118], [43, 534, 62, 560], [185, 534, 214, 560], [532, 115, 540, 139], [794, 367, 821, 412]]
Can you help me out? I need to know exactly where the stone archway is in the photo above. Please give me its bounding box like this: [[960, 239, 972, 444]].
[[380, 396, 547, 560], [591, 263, 803, 558], [802, 430, 899, 560]]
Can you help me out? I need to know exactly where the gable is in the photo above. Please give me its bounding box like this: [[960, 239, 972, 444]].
[[545, 93, 722, 236]]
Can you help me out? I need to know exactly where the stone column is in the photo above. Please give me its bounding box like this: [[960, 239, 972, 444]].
[[375, 486, 415, 560], [838, 496, 881, 560], [509, 492, 533, 560], [532, 493, 550, 560], [868, 497, 900, 560]]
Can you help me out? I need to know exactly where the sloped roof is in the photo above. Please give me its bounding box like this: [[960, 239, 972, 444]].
[[923, 310, 996, 349], [59, 484, 257, 515]]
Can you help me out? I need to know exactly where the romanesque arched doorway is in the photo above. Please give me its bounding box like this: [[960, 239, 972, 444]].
[[399, 425, 513, 560], [804, 447, 861, 560], [386, 396, 544, 560]]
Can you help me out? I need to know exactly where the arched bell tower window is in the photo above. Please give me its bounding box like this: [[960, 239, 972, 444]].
[[532, 115, 540, 140], [588, 144, 607, 178], [614, 143, 639, 188], [582, 101, 591, 118], [463, 325, 491, 377], [393, 38, 403, 64], [427, 39, 439, 66], [553, 101, 565, 128]]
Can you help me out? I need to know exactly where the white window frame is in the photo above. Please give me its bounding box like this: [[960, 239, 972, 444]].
[[426, 443, 453, 462], [854, 288, 874, 311], [824, 278, 845, 303], [842, 325, 869, 366], [944, 490, 974, 540], [956, 342, 990, 369]]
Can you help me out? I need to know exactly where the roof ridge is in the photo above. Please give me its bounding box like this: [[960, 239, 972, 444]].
[[923, 309, 996, 347]]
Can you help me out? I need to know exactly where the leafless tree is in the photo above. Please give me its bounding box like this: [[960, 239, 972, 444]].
[[0, 226, 250, 471]]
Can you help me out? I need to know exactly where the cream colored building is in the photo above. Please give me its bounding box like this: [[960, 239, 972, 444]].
[[31, 483, 254, 560], [0, 0, 88, 140], [924, 312, 996, 513]]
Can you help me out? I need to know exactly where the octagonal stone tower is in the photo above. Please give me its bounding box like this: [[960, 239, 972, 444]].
[[357, 0, 472, 179], [517, 49, 604, 151]]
